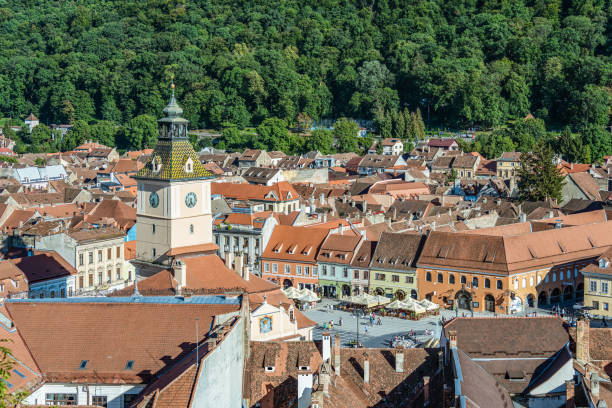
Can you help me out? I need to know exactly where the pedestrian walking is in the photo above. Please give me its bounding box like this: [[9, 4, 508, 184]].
[[364, 326, 368, 335], [377, 317, 382, 326], [339, 317, 343, 326]]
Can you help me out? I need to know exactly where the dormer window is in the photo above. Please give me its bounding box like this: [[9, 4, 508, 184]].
[[299, 366, 310, 371], [599, 258, 610, 269], [265, 366, 275, 372], [151, 157, 162, 173], [184, 157, 194, 173]]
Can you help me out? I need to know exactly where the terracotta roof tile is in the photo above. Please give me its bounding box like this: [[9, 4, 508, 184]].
[[262, 226, 329, 263]]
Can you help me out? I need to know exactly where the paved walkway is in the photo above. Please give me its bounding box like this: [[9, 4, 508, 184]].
[[303, 299, 566, 348]]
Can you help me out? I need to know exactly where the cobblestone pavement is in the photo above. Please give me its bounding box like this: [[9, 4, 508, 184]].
[[303, 299, 566, 348]]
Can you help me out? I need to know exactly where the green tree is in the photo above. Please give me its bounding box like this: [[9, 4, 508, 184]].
[[304, 129, 334, 155], [256, 117, 290, 152], [120, 115, 157, 151], [90, 121, 119, 147], [0, 340, 28, 406], [333, 118, 359, 153], [518, 142, 565, 203]]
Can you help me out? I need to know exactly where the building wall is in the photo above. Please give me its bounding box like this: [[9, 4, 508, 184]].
[[192, 317, 244, 408], [36, 234, 77, 268], [583, 274, 612, 317], [369, 268, 418, 299], [282, 168, 329, 184], [349, 267, 370, 294], [561, 177, 588, 205], [137, 179, 213, 262], [250, 302, 306, 341], [29, 275, 76, 299], [73, 237, 127, 293], [261, 259, 318, 290], [25, 383, 144, 408]]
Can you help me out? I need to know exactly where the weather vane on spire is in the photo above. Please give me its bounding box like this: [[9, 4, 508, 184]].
[[170, 74, 175, 97]]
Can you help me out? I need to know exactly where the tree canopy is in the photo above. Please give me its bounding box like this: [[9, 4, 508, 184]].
[[518, 142, 566, 203], [0, 0, 609, 156]]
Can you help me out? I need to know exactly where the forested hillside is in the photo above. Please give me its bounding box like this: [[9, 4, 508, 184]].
[[0, 0, 610, 154]]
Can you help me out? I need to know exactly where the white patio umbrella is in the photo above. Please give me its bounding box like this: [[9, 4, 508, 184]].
[[282, 286, 301, 299], [299, 292, 320, 302], [419, 298, 440, 311]]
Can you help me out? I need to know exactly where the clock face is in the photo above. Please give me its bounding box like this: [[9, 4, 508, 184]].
[[185, 192, 197, 208], [149, 191, 159, 208]]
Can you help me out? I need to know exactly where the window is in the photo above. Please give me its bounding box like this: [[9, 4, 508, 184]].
[[460, 275, 466, 284], [405, 276, 414, 283], [45, 393, 77, 405], [602, 282, 609, 294], [60, 288, 65, 298], [107, 270, 111, 283], [552, 273, 556, 282], [375, 273, 385, 281], [363, 271, 368, 280], [79, 253, 84, 266], [88, 274, 93, 287], [117, 246, 120, 258], [98, 273, 103, 285], [284, 264, 290, 274], [50, 290, 55, 298], [604, 303, 609, 311], [79, 276, 84, 288], [354, 271, 359, 279], [514, 280, 518, 290], [437, 273, 443, 283], [449, 274, 455, 284], [574, 268, 578, 278], [472, 277, 478, 288], [152, 224, 156, 234], [98, 250, 102, 262], [521, 278, 526, 288], [343, 268, 348, 278], [592, 300, 599, 310], [331, 266, 337, 277], [264, 263, 270, 273], [392, 275, 400, 283], [189, 224, 194, 234], [296, 266, 302, 275], [272, 264, 278, 273], [590, 280, 598, 293], [545, 274, 549, 283], [88, 252, 93, 264], [560, 271, 564, 280], [321, 265, 327, 276], [306, 266, 312, 276], [116, 268, 121, 280], [152, 248, 156, 257], [426, 272, 432, 282], [497, 280, 503, 290], [107, 248, 112, 259], [125, 360, 135, 370], [537, 276, 541, 284], [79, 360, 88, 369], [529, 277, 534, 286], [92, 396, 107, 407], [123, 394, 138, 407], [485, 278, 490, 289]]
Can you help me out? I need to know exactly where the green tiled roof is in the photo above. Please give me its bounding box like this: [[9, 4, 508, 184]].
[[135, 139, 214, 181]]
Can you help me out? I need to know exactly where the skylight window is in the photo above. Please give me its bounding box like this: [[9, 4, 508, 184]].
[[79, 360, 88, 370], [12, 369, 25, 378], [125, 360, 134, 370]]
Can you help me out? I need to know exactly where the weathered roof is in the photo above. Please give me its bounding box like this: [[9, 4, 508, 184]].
[[370, 232, 425, 271], [5, 298, 240, 384]]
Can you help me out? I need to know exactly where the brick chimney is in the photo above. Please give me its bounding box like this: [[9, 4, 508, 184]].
[[395, 346, 404, 373], [576, 317, 590, 362], [423, 376, 430, 406], [297, 369, 313, 408], [591, 372, 600, 401], [234, 252, 243, 275], [363, 352, 369, 384], [173, 260, 187, 289], [322, 332, 331, 362], [334, 334, 341, 376], [566, 379, 574, 408], [224, 251, 233, 269], [448, 330, 457, 348]]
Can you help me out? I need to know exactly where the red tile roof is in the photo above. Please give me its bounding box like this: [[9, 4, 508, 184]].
[[5, 300, 240, 384], [212, 181, 299, 202], [262, 226, 329, 263]]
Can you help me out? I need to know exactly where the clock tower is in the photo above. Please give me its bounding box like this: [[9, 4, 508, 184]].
[[133, 84, 217, 268]]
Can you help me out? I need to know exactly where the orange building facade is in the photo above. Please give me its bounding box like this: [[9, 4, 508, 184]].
[[417, 221, 612, 313]]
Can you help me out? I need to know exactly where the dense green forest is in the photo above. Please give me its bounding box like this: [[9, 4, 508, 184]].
[[0, 0, 610, 157]]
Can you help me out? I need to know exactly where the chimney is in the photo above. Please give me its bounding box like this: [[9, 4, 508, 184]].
[[548, 210, 554, 219], [395, 347, 404, 373], [555, 219, 563, 229], [311, 391, 324, 408], [423, 376, 430, 406], [173, 260, 187, 289], [362, 200, 367, 214], [234, 252, 244, 275], [363, 352, 370, 384], [297, 369, 313, 408], [243, 264, 251, 281], [322, 332, 331, 362], [334, 334, 341, 376], [576, 317, 590, 362], [448, 330, 457, 348], [224, 251, 233, 269], [339, 223, 343, 235], [519, 213, 527, 223], [591, 372, 600, 400], [566, 379, 574, 408]]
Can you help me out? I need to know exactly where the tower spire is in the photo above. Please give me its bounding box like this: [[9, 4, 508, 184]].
[[163, 75, 183, 119]]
